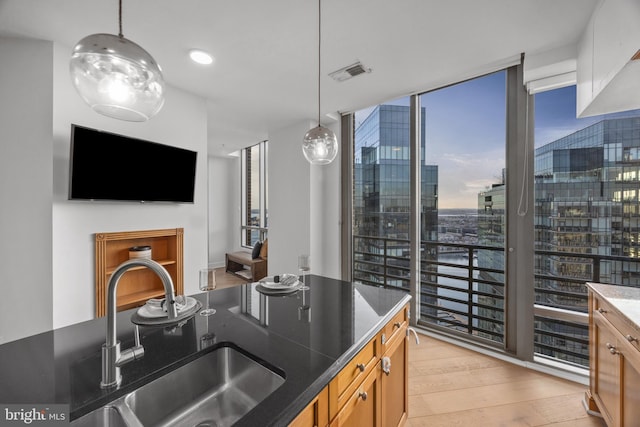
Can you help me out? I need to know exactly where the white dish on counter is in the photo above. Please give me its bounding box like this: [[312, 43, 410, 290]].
[[255, 275, 302, 294]]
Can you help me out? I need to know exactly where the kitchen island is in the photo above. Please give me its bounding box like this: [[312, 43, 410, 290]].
[[0, 275, 411, 426]]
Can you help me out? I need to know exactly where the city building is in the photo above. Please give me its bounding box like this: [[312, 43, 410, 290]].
[[353, 105, 438, 288], [476, 180, 506, 341], [533, 116, 640, 365], [476, 115, 640, 365]]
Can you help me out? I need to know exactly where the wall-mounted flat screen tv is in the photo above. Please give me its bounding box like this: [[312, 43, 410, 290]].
[[69, 124, 197, 203]]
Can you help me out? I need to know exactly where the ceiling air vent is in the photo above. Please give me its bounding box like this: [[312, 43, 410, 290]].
[[329, 61, 372, 82]]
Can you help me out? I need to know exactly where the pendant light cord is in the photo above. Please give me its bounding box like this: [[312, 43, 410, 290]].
[[317, 0, 321, 127], [118, 0, 123, 38]]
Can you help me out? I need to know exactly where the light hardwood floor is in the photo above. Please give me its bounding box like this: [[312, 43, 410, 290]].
[[407, 334, 606, 427], [213, 270, 606, 426], [213, 266, 246, 289]]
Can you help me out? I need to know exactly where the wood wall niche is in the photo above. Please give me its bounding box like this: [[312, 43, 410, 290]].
[[95, 228, 184, 317]]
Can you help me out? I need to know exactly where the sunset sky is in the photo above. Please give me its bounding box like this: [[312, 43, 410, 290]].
[[355, 74, 640, 209]]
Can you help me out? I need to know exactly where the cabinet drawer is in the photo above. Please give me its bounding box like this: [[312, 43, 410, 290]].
[[380, 305, 408, 351], [330, 367, 380, 427], [329, 336, 377, 419], [593, 295, 640, 353]]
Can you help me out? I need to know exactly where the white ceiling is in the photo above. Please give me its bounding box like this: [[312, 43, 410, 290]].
[[0, 0, 599, 155]]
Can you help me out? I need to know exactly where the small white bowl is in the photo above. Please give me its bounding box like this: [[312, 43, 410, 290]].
[[129, 246, 152, 259]]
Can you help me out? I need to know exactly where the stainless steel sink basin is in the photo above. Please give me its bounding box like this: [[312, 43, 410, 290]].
[[124, 346, 285, 426], [70, 406, 129, 427], [71, 345, 285, 427]]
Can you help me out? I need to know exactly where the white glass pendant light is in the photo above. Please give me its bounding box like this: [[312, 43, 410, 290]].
[[69, 0, 165, 122], [302, 0, 338, 165]]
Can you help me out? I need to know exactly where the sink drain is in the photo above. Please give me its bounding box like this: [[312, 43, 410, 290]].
[[195, 421, 218, 427]]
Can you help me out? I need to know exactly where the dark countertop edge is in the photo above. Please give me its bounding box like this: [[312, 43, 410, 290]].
[[269, 293, 412, 426]]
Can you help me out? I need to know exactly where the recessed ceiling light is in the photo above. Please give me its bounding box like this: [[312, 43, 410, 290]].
[[189, 49, 214, 65]]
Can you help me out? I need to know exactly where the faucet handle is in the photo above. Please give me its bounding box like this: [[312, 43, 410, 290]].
[[117, 345, 145, 367], [116, 326, 145, 367], [134, 325, 142, 348]]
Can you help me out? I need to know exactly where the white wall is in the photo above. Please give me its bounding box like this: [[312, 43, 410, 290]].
[[208, 154, 241, 267], [267, 121, 313, 274], [0, 37, 53, 344], [0, 36, 343, 343], [51, 43, 209, 328], [310, 121, 341, 279], [208, 122, 344, 278], [266, 120, 342, 278]]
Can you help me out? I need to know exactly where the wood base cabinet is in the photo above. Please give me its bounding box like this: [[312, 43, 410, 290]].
[[330, 367, 380, 427], [380, 317, 409, 427], [290, 387, 329, 427], [587, 286, 640, 427], [290, 304, 409, 427]]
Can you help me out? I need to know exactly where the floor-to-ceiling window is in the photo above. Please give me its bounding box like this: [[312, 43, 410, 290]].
[[352, 97, 415, 289], [418, 71, 507, 346], [241, 141, 268, 247], [347, 65, 640, 373], [351, 72, 507, 345], [533, 85, 640, 367]]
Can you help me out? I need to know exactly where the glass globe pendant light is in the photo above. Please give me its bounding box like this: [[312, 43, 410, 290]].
[[302, 0, 338, 165], [69, 0, 165, 122]]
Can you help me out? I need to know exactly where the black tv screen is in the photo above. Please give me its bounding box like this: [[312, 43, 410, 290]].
[[69, 125, 197, 203]]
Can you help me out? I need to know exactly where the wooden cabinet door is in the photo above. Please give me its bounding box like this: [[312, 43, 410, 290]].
[[619, 337, 640, 427], [380, 326, 408, 427], [290, 387, 329, 427], [593, 314, 621, 426], [330, 368, 380, 427]]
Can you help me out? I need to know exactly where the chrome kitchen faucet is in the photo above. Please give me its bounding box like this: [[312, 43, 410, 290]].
[[101, 258, 178, 388]]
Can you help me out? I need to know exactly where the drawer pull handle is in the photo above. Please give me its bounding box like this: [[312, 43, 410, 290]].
[[626, 335, 638, 343], [356, 363, 365, 372], [598, 307, 607, 314], [359, 391, 368, 401], [606, 343, 619, 355], [393, 322, 401, 329]]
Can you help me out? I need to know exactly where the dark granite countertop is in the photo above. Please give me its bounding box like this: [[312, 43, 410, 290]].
[[0, 275, 410, 426]]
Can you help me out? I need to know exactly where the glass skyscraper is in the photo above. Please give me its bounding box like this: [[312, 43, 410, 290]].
[[477, 115, 640, 365], [353, 104, 438, 288], [535, 116, 640, 292], [476, 179, 506, 340]]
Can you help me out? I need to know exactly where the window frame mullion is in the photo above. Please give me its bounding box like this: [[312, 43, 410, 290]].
[[409, 94, 421, 326], [505, 61, 535, 359]]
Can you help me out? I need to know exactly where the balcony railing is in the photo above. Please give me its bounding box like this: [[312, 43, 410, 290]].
[[353, 234, 640, 369], [419, 241, 505, 344]]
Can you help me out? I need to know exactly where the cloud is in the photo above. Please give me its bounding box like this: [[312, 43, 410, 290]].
[[433, 151, 504, 209]]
